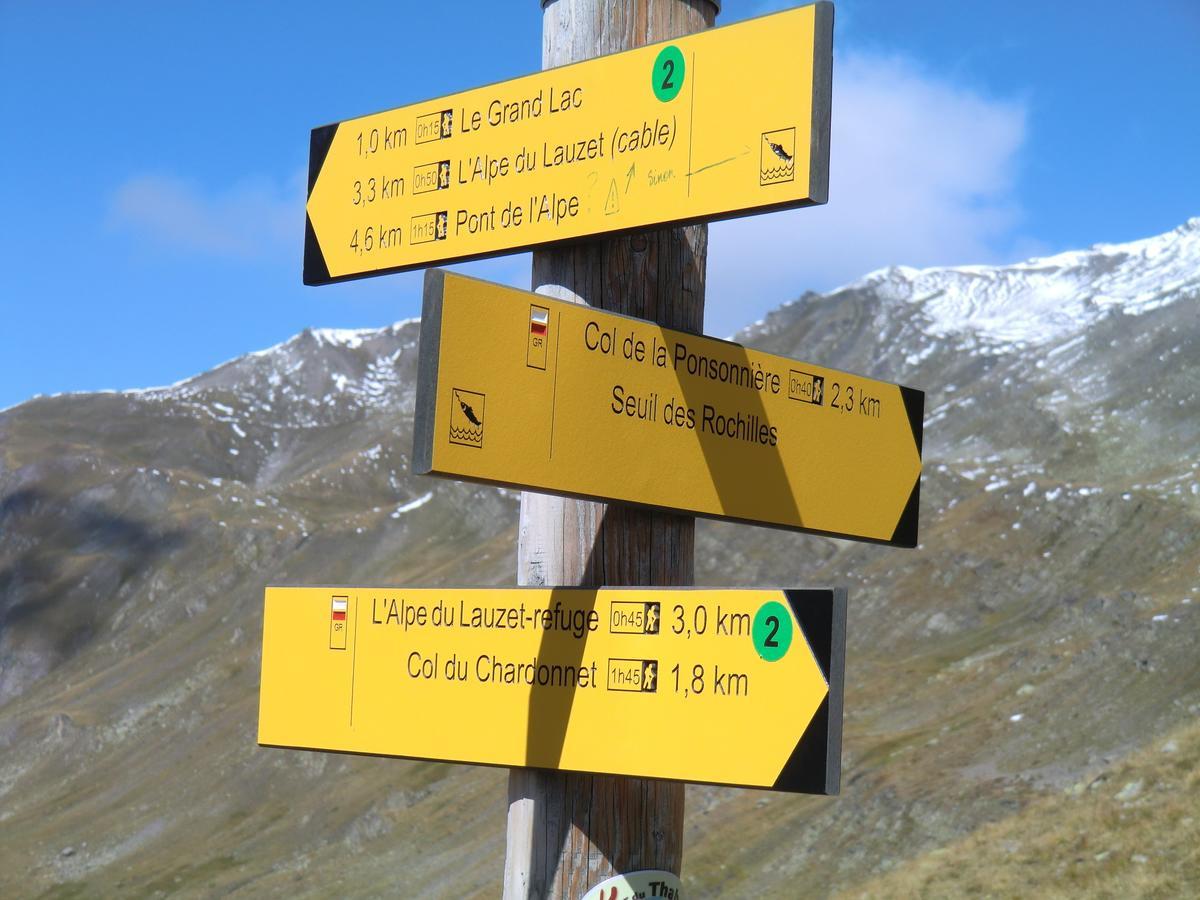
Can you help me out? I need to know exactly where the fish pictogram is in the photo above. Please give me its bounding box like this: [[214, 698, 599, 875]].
[[764, 135, 794, 163], [456, 392, 482, 427]]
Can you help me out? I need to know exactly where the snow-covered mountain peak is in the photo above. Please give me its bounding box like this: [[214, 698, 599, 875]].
[[245, 319, 421, 360], [110, 317, 425, 434], [844, 218, 1200, 350]]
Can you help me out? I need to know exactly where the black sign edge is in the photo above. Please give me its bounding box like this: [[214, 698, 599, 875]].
[[886, 387, 923, 547], [900, 385, 924, 457], [412, 269, 446, 476], [307, 124, 338, 198], [767, 588, 846, 794], [888, 475, 920, 548], [303, 213, 331, 286], [302, 124, 338, 286]]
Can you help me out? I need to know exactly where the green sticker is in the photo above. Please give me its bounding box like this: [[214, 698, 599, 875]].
[[752, 600, 793, 662], [652, 46, 685, 102]]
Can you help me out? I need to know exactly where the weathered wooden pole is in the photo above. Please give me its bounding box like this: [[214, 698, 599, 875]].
[[503, 1, 719, 896]]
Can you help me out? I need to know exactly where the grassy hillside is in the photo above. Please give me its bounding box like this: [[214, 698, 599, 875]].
[[845, 717, 1200, 899]]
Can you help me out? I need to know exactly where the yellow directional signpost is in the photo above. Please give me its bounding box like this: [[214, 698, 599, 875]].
[[258, 586, 845, 793], [414, 271, 924, 546], [277, 1, 905, 881], [303, 2, 832, 283]]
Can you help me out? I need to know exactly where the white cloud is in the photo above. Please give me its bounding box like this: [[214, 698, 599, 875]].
[[108, 171, 303, 261], [103, 165, 534, 328], [705, 51, 1029, 336]]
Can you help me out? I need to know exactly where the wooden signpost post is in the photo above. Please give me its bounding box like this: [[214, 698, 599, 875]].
[[508, 4, 715, 893], [257, 2, 916, 897]]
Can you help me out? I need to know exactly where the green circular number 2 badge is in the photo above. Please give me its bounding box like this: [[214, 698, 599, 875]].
[[753, 601, 793, 662], [652, 45, 685, 102]]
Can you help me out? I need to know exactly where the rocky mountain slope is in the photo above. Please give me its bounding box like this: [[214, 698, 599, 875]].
[[1, 220, 1198, 897]]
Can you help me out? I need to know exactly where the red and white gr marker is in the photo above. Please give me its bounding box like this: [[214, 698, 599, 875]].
[[329, 596, 348, 649], [527, 305, 550, 369]]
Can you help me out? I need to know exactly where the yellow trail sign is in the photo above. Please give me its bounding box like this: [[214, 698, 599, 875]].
[[414, 272, 924, 546], [258, 586, 845, 793], [303, 2, 832, 284]]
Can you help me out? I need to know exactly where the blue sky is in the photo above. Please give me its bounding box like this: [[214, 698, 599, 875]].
[[1, 0, 1197, 411]]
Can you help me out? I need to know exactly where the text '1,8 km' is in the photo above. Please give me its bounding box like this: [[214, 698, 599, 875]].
[[303, 2, 832, 284], [258, 587, 845, 793]]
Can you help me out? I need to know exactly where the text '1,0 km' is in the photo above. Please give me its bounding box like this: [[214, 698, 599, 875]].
[[303, 2, 832, 284], [414, 272, 924, 546], [258, 587, 845, 793]]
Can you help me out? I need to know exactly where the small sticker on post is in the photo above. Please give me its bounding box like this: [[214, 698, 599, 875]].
[[580, 870, 681, 900]]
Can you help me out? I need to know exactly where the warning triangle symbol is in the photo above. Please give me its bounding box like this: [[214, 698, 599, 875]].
[[604, 179, 620, 215]]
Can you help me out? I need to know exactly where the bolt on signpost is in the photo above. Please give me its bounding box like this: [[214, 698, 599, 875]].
[[253, 1, 921, 898]]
